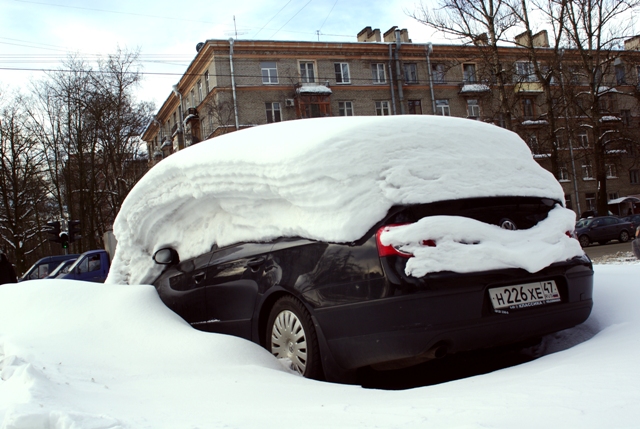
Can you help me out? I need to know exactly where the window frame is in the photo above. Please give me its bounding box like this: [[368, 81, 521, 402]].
[[463, 63, 477, 83], [372, 63, 386, 84], [261, 61, 279, 84], [435, 99, 450, 116], [467, 99, 480, 118], [375, 100, 390, 116], [338, 101, 354, 116], [334, 63, 351, 84], [432, 63, 446, 84], [408, 100, 422, 115], [403, 63, 418, 84], [265, 102, 282, 123], [299, 61, 316, 83]]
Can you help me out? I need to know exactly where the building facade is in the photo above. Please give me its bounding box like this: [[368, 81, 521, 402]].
[[142, 26, 640, 217]]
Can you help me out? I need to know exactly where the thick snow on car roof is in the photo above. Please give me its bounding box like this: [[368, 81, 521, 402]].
[[108, 115, 574, 285]]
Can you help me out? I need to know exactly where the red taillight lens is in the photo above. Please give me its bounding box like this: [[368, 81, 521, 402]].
[[567, 230, 578, 240], [376, 224, 436, 258]]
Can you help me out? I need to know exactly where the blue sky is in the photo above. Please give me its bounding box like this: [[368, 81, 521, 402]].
[[0, 0, 442, 106]]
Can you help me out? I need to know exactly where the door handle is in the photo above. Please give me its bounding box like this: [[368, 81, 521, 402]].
[[193, 272, 206, 284], [247, 257, 265, 269]]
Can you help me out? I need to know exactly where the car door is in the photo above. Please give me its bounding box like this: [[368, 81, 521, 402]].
[[155, 251, 215, 326], [200, 242, 276, 339]]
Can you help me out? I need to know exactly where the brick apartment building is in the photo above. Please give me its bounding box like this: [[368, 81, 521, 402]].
[[142, 26, 640, 216]]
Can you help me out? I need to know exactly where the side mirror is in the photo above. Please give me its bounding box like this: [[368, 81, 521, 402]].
[[153, 248, 180, 265]]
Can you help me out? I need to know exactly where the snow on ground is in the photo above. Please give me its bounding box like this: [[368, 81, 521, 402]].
[[1, 263, 639, 429], [107, 115, 573, 286]]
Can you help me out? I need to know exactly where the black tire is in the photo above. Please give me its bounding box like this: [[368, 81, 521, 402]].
[[266, 296, 323, 380], [578, 235, 590, 248], [619, 230, 630, 243]]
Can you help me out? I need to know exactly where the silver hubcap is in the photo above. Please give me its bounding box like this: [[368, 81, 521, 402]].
[[271, 310, 307, 375]]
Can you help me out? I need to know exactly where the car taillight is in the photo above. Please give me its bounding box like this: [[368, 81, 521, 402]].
[[567, 230, 577, 240], [376, 224, 436, 258]]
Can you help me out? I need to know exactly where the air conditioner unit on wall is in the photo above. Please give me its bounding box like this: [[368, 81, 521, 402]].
[[285, 99, 295, 107]]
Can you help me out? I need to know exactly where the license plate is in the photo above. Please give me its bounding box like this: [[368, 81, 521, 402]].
[[489, 280, 561, 311]]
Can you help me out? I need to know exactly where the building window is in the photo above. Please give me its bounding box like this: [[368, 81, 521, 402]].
[[338, 101, 354, 116], [432, 63, 446, 84], [265, 102, 281, 123], [467, 99, 480, 118], [608, 192, 619, 201], [606, 164, 617, 178], [334, 63, 350, 84], [463, 63, 477, 83], [585, 192, 596, 211], [599, 94, 616, 113], [522, 98, 534, 120], [197, 80, 203, 103], [372, 63, 386, 84], [565, 194, 573, 210], [299, 61, 315, 83], [528, 134, 540, 154], [615, 64, 626, 85], [205, 71, 210, 93], [578, 131, 589, 148], [408, 100, 422, 114], [515, 61, 537, 82], [435, 99, 450, 116], [559, 163, 570, 181], [582, 163, 594, 180], [630, 169, 639, 184], [556, 132, 565, 150], [620, 109, 631, 126], [375, 101, 390, 116], [404, 63, 418, 83], [190, 89, 195, 107], [261, 62, 278, 84]]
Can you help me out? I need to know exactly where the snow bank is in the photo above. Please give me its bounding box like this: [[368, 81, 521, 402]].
[[1, 267, 639, 428], [108, 115, 567, 285]]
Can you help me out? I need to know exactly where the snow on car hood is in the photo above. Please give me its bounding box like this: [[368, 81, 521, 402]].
[[108, 115, 574, 285], [380, 205, 584, 276]]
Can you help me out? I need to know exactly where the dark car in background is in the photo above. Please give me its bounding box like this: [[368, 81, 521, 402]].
[[152, 196, 594, 383], [621, 214, 640, 236], [575, 216, 634, 247], [19, 254, 79, 281]]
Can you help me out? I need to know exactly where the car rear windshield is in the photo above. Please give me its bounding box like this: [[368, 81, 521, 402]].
[[386, 197, 559, 230]]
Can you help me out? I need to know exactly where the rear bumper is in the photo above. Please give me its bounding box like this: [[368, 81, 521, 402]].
[[311, 258, 593, 373]]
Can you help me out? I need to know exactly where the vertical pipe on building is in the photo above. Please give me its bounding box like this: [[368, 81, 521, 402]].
[[388, 44, 397, 115], [425, 43, 436, 114], [229, 38, 240, 130], [394, 29, 405, 115]]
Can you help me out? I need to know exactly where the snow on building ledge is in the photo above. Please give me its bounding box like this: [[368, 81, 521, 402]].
[[296, 85, 332, 95], [522, 120, 549, 126], [460, 84, 491, 93], [600, 116, 621, 122]]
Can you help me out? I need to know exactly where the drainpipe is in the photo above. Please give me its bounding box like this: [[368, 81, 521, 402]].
[[388, 44, 397, 115], [172, 85, 185, 149], [394, 29, 405, 114], [425, 43, 436, 114], [229, 38, 240, 130]]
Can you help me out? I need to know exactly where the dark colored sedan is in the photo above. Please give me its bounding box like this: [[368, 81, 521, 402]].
[[152, 196, 593, 383], [575, 216, 634, 247], [621, 214, 640, 235]]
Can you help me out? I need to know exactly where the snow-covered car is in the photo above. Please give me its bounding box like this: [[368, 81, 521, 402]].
[[575, 215, 634, 247], [107, 115, 593, 383]]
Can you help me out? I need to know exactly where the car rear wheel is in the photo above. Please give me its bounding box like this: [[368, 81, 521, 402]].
[[267, 296, 322, 379], [578, 235, 590, 248], [619, 230, 630, 243]]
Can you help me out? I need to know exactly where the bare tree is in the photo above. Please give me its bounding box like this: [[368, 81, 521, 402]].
[[0, 92, 52, 274], [556, 0, 640, 215], [410, 0, 520, 129]]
